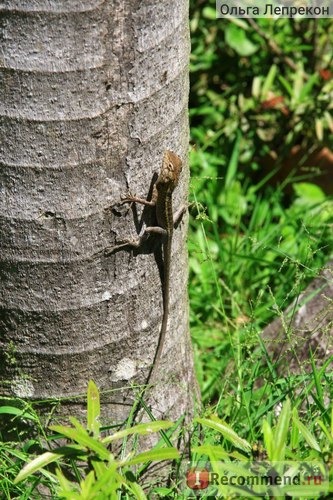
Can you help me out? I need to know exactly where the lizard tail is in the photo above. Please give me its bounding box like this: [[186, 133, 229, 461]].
[[146, 238, 171, 386]]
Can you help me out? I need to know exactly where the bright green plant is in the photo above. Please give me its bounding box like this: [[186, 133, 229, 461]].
[[189, 132, 333, 402], [0, 399, 59, 498], [13, 381, 180, 499], [190, 3, 333, 173], [187, 400, 333, 498]]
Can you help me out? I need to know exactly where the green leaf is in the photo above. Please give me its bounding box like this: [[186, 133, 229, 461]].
[[278, 75, 293, 96], [55, 468, 76, 494], [50, 422, 111, 461], [293, 182, 325, 204], [292, 64, 304, 103], [290, 408, 300, 450], [293, 415, 321, 452], [225, 131, 241, 189], [316, 419, 333, 445], [273, 399, 291, 461], [299, 73, 319, 101], [315, 118, 324, 141], [252, 76, 262, 98], [122, 447, 180, 466], [87, 380, 100, 437], [125, 481, 147, 500], [196, 417, 251, 452], [80, 470, 95, 497], [103, 420, 174, 444], [89, 463, 123, 496], [284, 484, 329, 497], [262, 419, 274, 460], [225, 24, 258, 56], [202, 6, 217, 19], [261, 64, 277, 100], [0, 405, 36, 421], [14, 451, 64, 484]]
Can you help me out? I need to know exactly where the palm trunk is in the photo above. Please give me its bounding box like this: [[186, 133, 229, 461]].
[[0, 0, 199, 422]]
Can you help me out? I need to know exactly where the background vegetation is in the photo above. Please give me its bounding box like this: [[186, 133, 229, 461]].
[[1, 5, 333, 498], [189, 3, 333, 408]]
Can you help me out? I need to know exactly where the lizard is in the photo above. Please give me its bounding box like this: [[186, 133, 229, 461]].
[[117, 150, 184, 387]]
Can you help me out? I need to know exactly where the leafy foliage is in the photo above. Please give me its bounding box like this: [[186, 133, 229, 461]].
[[189, 400, 333, 498], [190, 7, 333, 170], [188, 2, 333, 407], [11, 381, 179, 499], [3, 392, 333, 498]]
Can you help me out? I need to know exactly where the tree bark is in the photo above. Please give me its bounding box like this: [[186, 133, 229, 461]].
[[0, 0, 199, 422]]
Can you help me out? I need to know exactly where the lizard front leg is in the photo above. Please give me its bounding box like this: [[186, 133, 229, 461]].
[[103, 225, 167, 256], [173, 205, 187, 228], [119, 185, 157, 208], [100, 189, 159, 255]]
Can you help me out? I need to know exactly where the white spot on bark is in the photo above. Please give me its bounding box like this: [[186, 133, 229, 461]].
[[110, 358, 137, 381], [11, 378, 35, 398], [102, 291, 111, 301], [70, 236, 78, 247]]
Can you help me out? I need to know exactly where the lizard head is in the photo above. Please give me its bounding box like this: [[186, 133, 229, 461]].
[[156, 150, 183, 190]]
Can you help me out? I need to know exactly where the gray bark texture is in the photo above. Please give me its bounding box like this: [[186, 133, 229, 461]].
[[261, 260, 333, 375], [0, 0, 199, 423]]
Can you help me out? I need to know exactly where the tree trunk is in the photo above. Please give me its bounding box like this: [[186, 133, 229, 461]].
[[0, 0, 199, 423]]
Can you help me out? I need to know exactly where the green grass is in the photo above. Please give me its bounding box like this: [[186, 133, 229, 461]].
[[188, 141, 333, 409], [2, 378, 333, 497], [187, 8, 333, 449]]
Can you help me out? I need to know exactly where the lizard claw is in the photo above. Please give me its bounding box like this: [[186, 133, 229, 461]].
[[120, 191, 136, 203]]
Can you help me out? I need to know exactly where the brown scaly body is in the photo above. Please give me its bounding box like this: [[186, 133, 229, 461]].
[[118, 151, 183, 387], [149, 151, 182, 385]]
